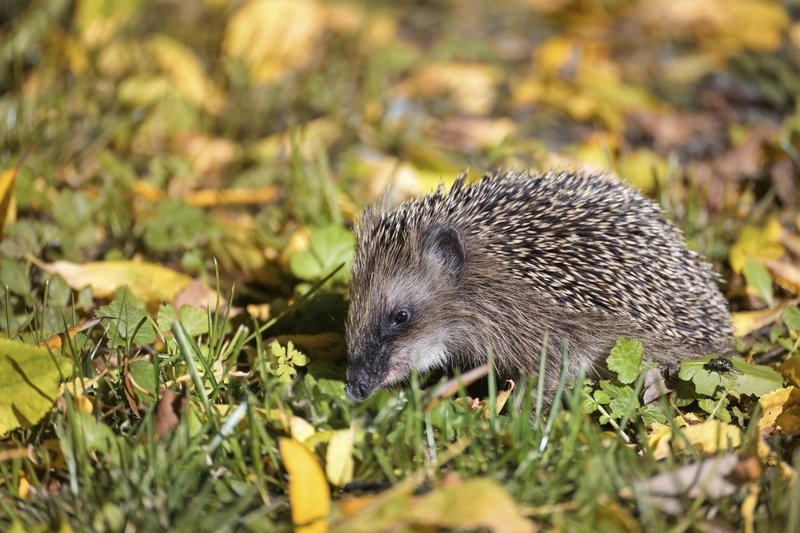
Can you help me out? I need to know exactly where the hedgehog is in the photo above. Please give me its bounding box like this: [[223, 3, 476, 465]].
[[344, 169, 733, 401]]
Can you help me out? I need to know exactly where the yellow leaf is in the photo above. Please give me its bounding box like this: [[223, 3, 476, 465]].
[[117, 75, 172, 107], [729, 217, 784, 274], [75, 0, 139, 48], [279, 437, 331, 533], [325, 425, 355, 487], [28, 257, 192, 306], [619, 149, 670, 193], [742, 483, 759, 533], [647, 423, 674, 460], [533, 36, 576, 75], [400, 62, 498, 116], [147, 36, 227, 115], [673, 419, 742, 454], [290, 416, 316, 443], [0, 339, 65, 436], [762, 258, 800, 295], [779, 356, 800, 388], [732, 307, 785, 337], [223, 0, 323, 84], [0, 165, 18, 234], [408, 478, 536, 533], [758, 387, 800, 434], [494, 380, 516, 415]]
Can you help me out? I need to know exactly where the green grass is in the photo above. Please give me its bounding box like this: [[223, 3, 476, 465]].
[[2, 0, 800, 530]]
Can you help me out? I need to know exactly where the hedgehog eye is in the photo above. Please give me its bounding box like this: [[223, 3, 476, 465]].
[[392, 309, 411, 325]]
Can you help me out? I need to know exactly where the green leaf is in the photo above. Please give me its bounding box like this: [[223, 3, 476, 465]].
[[128, 359, 157, 404], [743, 258, 774, 307], [637, 404, 667, 425], [698, 397, 732, 423], [0, 339, 64, 436], [0, 258, 31, 297], [96, 289, 157, 347], [178, 305, 210, 336], [289, 225, 354, 284], [678, 355, 783, 397], [783, 305, 800, 333], [606, 338, 644, 384], [606, 384, 639, 419]]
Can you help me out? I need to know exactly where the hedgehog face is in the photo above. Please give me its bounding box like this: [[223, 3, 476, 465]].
[[345, 224, 465, 401]]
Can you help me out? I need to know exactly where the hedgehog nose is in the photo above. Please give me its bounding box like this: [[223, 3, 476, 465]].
[[345, 381, 369, 401]]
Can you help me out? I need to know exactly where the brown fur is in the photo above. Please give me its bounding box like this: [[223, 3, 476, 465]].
[[345, 170, 733, 400]]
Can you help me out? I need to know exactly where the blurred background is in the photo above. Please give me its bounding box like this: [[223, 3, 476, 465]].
[[1, 0, 799, 324]]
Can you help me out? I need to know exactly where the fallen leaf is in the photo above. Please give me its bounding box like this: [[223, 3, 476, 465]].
[[758, 387, 800, 434], [407, 478, 536, 533], [742, 483, 759, 533], [673, 420, 742, 454], [75, 0, 138, 48], [175, 135, 240, 175], [280, 437, 331, 533], [148, 35, 226, 115], [325, 425, 355, 487], [763, 258, 800, 296], [183, 186, 280, 207], [431, 116, 516, 151], [0, 165, 18, 234], [494, 380, 516, 415], [154, 389, 186, 439], [39, 318, 102, 353], [729, 217, 784, 274], [28, 256, 192, 306], [779, 356, 800, 388], [731, 307, 785, 337], [290, 416, 316, 443], [0, 339, 65, 436], [223, 0, 323, 84], [629, 454, 740, 515], [399, 62, 499, 116]]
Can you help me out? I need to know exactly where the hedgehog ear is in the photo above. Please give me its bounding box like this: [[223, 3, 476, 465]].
[[423, 225, 465, 277]]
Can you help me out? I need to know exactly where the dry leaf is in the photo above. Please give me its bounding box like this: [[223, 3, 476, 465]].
[[147, 35, 226, 115], [651, 416, 742, 458], [290, 416, 316, 443], [175, 135, 240, 175], [325, 425, 355, 487], [28, 257, 192, 306], [494, 380, 516, 415], [732, 306, 785, 337], [762, 258, 800, 295], [758, 387, 800, 434], [729, 217, 784, 274], [629, 454, 740, 515], [223, 0, 323, 84], [0, 165, 18, 234], [183, 186, 280, 207], [675, 420, 742, 454], [399, 62, 498, 116], [154, 389, 186, 439], [431, 117, 516, 151], [407, 477, 536, 533], [779, 356, 800, 388], [639, 0, 788, 53], [280, 437, 331, 533]]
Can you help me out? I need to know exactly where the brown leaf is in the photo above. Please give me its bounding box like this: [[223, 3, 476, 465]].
[[762, 258, 800, 296], [154, 389, 187, 439], [628, 454, 740, 515]]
